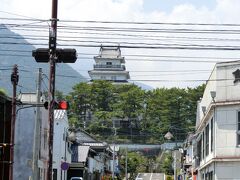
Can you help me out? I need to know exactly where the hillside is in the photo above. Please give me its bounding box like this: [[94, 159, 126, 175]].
[[0, 25, 86, 96]]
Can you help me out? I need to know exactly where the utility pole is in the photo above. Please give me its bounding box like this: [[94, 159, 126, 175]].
[[173, 150, 177, 180], [112, 120, 116, 180], [31, 1, 77, 179], [47, 0, 58, 179], [125, 148, 128, 180], [9, 64, 18, 180], [32, 68, 42, 180]]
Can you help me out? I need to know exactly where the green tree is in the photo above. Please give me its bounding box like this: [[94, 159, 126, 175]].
[[66, 80, 205, 143], [120, 151, 147, 180], [67, 82, 92, 128], [161, 152, 174, 175]]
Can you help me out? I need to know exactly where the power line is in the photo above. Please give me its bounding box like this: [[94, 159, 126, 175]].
[[2, 16, 240, 27]]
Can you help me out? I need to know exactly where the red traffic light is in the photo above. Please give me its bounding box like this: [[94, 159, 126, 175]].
[[58, 101, 69, 110], [43, 101, 69, 110]]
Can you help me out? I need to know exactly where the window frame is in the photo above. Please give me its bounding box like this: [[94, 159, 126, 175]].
[[206, 124, 209, 156], [211, 118, 213, 152], [237, 111, 240, 146]]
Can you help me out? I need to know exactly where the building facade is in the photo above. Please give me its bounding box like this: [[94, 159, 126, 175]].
[[53, 110, 72, 180], [88, 46, 130, 83], [194, 61, 240, 180], [0, 94, 12, 180], [68, 129, 113, 180]]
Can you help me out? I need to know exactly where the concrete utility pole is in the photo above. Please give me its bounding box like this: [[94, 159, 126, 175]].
[[112, 120, 116, 180], [31, 0, 77, 179], [47, 0, 58, 179], [125, 148, 128, 180], [32, 68, 42, 180], [9, 64, 18, 180]]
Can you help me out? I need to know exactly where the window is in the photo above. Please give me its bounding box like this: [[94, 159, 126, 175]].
[[53, 169, 57, 180], [237, 112, 240, 145], [206, 124, 209, 156], [211, 118, 213, 152], [100, 76, 106, 80], [202, 131, 205, 159], [111, 76, 116, 80], [106, 62, 112, 66], [209, 171, 213, 180], [43, 128, 48, 150]]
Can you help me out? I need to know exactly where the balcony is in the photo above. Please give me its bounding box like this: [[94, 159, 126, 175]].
[[93, 64, 125, 70]]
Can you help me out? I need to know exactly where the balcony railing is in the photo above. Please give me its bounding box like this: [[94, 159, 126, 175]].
[[93, 64, 126, 70]]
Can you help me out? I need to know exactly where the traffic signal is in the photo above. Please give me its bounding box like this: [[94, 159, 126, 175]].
[[43, 100, 69, 110], [32, 48, 77, 63]]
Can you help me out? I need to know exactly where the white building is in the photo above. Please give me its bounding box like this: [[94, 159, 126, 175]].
[[53, 110, 72, 180], [88, 46, 130, 83], [194, 61, 240, 180]]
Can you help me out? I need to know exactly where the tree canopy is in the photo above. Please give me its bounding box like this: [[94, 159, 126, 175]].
[[66, 80, 205, 143]]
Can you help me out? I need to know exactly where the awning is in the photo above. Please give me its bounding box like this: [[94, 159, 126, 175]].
[[78, 146, 90, 162]]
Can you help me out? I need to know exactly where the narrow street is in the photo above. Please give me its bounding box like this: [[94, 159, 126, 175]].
[[136, 173, 165, 180]]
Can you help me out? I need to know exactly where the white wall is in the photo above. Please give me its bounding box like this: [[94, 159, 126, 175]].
[[215, 106, 240, 157], [216, 62, 240, 102], [53, 110, 71, 180], [215, 162, 240, 180]]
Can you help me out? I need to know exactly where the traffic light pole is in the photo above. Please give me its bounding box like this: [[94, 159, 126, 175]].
[[47, 0, 58, 179], [9, 64, 18, 180], [31, 1, 76, 178]]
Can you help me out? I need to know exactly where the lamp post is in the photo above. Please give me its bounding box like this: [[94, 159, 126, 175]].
[[112, 120, 117, 180], [124, 148, 128, 180], [164, 131, 177, 180], [164, 126, 188, 180]]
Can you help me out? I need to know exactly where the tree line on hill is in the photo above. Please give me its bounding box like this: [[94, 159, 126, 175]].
[[57, 80, 205, 144]]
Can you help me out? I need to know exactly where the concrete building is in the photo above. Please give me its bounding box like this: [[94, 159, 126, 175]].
[[194, 61, 240, 180], [0, 94, 12, 180], [13, 92, 49, 180], [13, 93, 72, 180], [68, 129, 113, 180], [53, 110, 72, 180], [88, 46, 130, 83]]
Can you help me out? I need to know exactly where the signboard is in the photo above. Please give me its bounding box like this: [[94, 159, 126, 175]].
[[61, 162, 69, 171]]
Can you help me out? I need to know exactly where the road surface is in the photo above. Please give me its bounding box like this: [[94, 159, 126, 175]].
[[136, 173, 165, 180]]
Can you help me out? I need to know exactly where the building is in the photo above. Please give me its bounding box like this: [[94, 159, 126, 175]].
[[194, 61, 240, 179], [0, 94, 12, 180], [53, 110, 72, 180], [13, 92, 49, 180], [68, 129, 113, 180], [180, 134, 196, 180], [88, 46, 130, 83]]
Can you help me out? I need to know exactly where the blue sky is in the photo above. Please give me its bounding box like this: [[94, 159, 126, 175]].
[[143, 0, 216, 12]]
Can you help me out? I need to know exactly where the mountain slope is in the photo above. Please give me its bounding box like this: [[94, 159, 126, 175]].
[[0, 25, 86, 95]]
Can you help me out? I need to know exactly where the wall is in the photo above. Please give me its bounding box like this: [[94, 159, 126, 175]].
[[216, 62, 240, 102], [215, 105, 240, 157], [215, 161, 240, 180], [13, 107, 35, 180], [53, 110, 71, 180]]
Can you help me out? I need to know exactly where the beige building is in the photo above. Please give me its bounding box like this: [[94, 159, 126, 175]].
[[194, 61, 240, 180]]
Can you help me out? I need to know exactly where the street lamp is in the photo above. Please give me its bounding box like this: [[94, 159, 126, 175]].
[[164, 132, 174, 141], [164, 126, 186, 180]]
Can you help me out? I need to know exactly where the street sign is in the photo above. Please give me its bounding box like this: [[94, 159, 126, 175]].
[[61, 162, 69, 171]]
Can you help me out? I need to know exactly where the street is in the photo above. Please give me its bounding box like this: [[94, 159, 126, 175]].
[[136, 173, 165, 180]]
